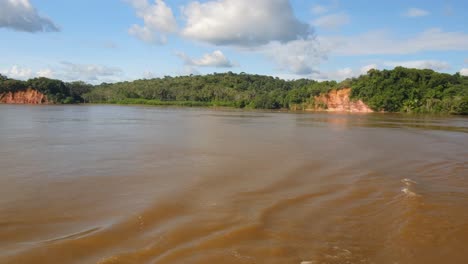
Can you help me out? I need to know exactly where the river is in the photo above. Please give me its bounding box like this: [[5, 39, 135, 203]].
[[0, 105, 467, 264]]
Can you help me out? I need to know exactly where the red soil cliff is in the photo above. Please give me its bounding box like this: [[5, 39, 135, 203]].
[[312, 88, 373, 113], [0, 88, 48, 104]]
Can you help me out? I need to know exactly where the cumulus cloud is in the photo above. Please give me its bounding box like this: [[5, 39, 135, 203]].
[[360, 64, 378, 74], [36, 68, 54, 78], [383, 60, 451, 71], [325, 67, 353, 80], [308, 64, 382, 82], [2, 62, 123, 83], [125, 0, 321, 75], [311, 67, 356, 81], [313, 12, 350, 30], [404, 8, 430, 17], [311, 64, 381, 82], [181, 0, 311, 46], [128, 25, 165, 44], [0, 65, 34, 79], [261, 37, 325, 75], [127, 0, 177, 44], [460, 68, 468, 76], [320, 28, 468, 56], [177, 50, 235, 68], [57, 62, 123, 82], [0, 0, 59, 32], [1, 66, 57, 80]]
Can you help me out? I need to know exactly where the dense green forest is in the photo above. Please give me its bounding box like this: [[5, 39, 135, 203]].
[[82, 73, 338, 109], [1, 67, 467, 114], [0, 74, 93, 104], [350, 67, 468, 114]]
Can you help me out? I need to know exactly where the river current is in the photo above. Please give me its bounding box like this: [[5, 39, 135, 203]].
[[0, 105, 467, 264]]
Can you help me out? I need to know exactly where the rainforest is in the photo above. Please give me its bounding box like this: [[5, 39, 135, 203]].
[[1, 67, 467, 114]]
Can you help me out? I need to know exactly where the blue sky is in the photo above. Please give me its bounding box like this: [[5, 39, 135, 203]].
[[1, 0, 467, 83]]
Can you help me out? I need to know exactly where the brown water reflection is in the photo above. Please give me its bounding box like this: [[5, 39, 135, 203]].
[[0, 105, 467, 264]]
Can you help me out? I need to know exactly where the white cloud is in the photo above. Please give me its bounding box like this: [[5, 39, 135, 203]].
[[127, 0, 177, 44], [464, 58, 468, 64], [331, 67, 354, 80], [320, 28, 468, 56], [312, 67, 355, 81], [460, 68, 468, 76], [36, 68, 54, 78], [125, 0, 319, 75], [311, 5, 328, 15], [384, 60, 451, 71], [1, 63, 123, 83], [404, 8, 430, 17], [181, 0, 310, 46], [360, 64, 378, 74], [311, 64, 380, 82], [0, 0, 59, 32], [262, 38, 325, 75], [177, 50, 235, 68], [57, 62, 123, 82], [1, 65, 33, 79], [128, 25, 166, 44], [313, 12, 350, 30]]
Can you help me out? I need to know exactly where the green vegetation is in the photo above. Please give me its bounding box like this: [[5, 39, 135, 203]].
[[82, 73, 335, 110], [102, 98, 236, 107], [350, 67, 468, 114], [1, 68, 467, 114], [0, 74, 92, 104]]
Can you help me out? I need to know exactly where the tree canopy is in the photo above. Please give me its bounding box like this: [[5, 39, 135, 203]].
[[0, 76, 93, 104], [83, 72, 335, 109], [350, 67, 467, 114], [1, 68, 467, 114]]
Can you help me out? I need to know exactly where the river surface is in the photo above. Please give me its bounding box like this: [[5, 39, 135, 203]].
[[0, 105, 467, 264]]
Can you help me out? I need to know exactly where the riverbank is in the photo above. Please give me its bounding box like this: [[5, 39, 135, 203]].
[[1, 88, 378, 113], [2, 68, 467, 114]]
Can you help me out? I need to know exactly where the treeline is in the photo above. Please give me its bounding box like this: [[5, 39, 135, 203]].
[[0, 74, 92, 104], [84, 72, 337, 109], [1, 68, 467, 114], [350, 67, 467, 114]]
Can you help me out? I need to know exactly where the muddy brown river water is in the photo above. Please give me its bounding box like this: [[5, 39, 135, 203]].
[[0, 105, 467, 264]]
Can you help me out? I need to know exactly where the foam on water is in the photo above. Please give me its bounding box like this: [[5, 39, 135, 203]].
[[401, 178, 419, 197], [402, 178, 417, 185], [401, 187, 418, 197]]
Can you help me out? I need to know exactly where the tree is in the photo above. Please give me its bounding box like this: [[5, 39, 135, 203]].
[[350, 67, 468, 114], [66, 81, 93, 102], [2, 68, 466, 114]]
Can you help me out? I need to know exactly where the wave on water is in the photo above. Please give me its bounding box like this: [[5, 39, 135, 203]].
[[401, 178, 419, 197]]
